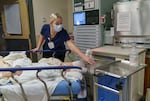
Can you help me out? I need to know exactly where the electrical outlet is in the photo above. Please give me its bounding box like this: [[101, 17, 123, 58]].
[[42, 17, 46, 22]]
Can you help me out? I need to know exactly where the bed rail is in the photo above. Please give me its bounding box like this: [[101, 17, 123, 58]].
[[0, 49, 71, 54], [0, 66, 81, 101], [0, 49, 73, 61], [0, 66, 81, 73]]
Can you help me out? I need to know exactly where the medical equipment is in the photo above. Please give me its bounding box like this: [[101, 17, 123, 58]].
[[0, 50, 84, 101]]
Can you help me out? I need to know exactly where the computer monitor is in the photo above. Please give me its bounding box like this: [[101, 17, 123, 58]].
[[73, 12, 86, 26]]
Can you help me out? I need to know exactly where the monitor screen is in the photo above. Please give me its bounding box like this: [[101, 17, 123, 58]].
[[73, 12, 86, 26]]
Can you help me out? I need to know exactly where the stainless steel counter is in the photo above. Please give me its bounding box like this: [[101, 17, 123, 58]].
[[91, 45, 146, 60], [94, 61, 146, 78]]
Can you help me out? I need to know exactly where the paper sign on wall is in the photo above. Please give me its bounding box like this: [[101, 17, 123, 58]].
[[117, 12, 131, 32]]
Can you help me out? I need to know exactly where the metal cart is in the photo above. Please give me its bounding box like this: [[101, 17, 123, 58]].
[[91, 60, 146, 101], [90, 46, 146, 101]]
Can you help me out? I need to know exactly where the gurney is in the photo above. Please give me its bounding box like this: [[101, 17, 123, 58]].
[[0, 50, 86, 101], [0, 66, 82, 101]]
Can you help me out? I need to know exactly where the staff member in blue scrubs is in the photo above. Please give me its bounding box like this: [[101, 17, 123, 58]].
[[33, 13, 94, 64]]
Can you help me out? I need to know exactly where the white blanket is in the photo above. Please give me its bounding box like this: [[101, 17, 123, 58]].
[[0, 53, 83, 101], [0, 78, 63, 101], [0, 60, 82, 101], [0, 65, 82, 101]]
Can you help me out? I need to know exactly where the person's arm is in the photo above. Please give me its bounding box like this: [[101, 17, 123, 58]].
[[32, 35, 45, 52], [1, 71, 22, 78], [66, 40, 95, 64]]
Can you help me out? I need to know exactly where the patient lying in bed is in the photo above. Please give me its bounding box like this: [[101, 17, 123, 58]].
[[0, 52, 32, 78], [0, 52, 85, 101], [0, 52, 85, 79]]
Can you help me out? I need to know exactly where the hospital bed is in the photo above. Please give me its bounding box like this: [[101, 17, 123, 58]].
[[0, 66, 82, 101], [0, 50, 85, 101]]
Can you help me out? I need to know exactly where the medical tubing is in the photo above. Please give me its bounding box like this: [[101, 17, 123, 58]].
[[36, 70, 50, 101], [61, 70, 74, 101], [11, 73, 28, 101]]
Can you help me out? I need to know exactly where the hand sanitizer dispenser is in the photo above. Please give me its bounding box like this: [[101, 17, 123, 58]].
[[129, 43, 139, 67]]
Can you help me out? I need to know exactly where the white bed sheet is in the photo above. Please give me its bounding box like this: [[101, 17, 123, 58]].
[[0, 77, 63, 101], [0, 54, 83, 101], [0, 65, 82, 101]]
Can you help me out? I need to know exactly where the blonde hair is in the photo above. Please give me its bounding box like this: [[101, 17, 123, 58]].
[[49, 13, 62, 24]]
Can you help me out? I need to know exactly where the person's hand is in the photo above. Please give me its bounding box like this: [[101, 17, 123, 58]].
[[2, 72, 12, 78], [32, 47, 39, 52], [82, 55, 95, 65], [15, 71, 23, 76]]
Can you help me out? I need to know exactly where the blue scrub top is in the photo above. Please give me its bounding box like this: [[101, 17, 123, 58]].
[[40, 24, 70, 61]]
